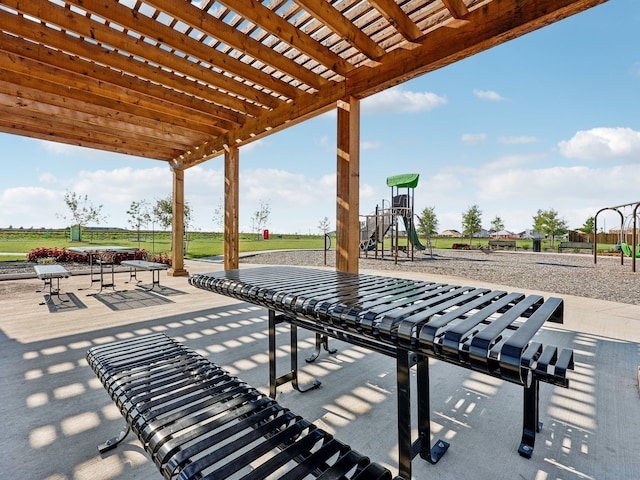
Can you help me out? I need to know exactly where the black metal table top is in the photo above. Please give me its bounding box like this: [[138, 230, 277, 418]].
[[189, 266, 564, 386]]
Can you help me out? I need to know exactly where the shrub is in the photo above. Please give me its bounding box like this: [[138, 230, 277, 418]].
[[27, 247, 171, 265], [27, 247, 85, 263]]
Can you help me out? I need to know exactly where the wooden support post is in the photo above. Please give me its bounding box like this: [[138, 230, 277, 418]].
[[169, 167, 188, 276], [224, 146, 240, 270], [336, 97, 360, 273]]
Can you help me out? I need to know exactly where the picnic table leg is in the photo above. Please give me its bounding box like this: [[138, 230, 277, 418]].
[[79, 253, 100, 292], [268, 310, 321, 398], [518, 377, 541, 458], [125, 266, 140, 284], [397, 350, 449, 479], [305, 333, 338, 363], [396, 350, 413, 479], [37, 276, 68, 306], [97, 425, 131, 454], [136, 269, 163, 292]]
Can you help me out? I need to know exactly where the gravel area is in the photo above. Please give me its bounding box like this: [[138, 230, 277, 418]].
[[2, 250, 639, 305], [240, 249, 640, 306]]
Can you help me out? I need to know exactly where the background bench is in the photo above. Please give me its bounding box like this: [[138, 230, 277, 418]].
[[558, 241, 593, 253], [488, 239, 517, 249], [87, 333, 400, 480]]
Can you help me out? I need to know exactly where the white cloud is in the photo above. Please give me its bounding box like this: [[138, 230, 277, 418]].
[[473, 89, 506, 101], [239, 139, 265, 153], [461, 133, 486, 145], [498, 136, 539, 145], [473, 163, 638, 228], [558, 127, 640, 160], [484, 153, 545, 170], [38, 172, 60, 185], [37, 139, 118, 160], [362, 86, 447, 115], [361, 141, 382, 150], [0, 187, 63, 228]]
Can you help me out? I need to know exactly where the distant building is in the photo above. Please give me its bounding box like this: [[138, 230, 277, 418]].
[[609, 228, 639, 235], [440, 229, 462, 237], [519, 229, 545, 239], [493, 229, 517, 238]]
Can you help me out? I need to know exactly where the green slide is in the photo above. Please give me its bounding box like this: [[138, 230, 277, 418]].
[[402, 215, 426, 250]]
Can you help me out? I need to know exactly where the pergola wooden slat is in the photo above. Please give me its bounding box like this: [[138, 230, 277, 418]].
[[0, 0, 607, 274]]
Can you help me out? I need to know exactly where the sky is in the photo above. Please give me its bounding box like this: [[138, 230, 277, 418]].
[[1, 1, 639, 236]]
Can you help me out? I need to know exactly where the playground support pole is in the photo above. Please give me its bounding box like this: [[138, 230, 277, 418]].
[[594, 207, 624, 266], [633, 203, 639, 273], [410, 185, 415, 262], [594, 201, 640, 272]]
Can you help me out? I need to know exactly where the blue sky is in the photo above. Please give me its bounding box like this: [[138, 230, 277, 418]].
[[1, 1, 639, 235]]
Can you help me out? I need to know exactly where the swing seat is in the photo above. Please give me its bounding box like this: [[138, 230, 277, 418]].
[[620, 243, 640, 258]]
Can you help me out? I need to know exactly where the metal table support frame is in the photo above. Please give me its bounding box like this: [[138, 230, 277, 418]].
[[268, 311, 554, 478], [69, 246, 137, 294], [34, 265, 70, 306], [269, 309, 451, 479], [120, 260, 169, 292]]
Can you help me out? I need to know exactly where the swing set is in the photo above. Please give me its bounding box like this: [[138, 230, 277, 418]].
[[594, 200, 640, 272]]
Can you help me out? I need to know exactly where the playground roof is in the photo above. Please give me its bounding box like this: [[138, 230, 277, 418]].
[[0, 0, 606, 168], [387, 173, 420, 189]]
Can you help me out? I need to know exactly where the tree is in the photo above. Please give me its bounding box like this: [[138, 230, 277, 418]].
[[490, 216, 505, 236], [578, 216, 595, 241], [57, 190, 106, 241], [417, 206, 438, 237], [153, 194, 192, 231], [318, 216, 331, 235], [212, 197, 224, 232], [127, 200, 151, 246], [461, 204, 482, 243], [250, 200, 271, 239], [532, 209, 568, 246]]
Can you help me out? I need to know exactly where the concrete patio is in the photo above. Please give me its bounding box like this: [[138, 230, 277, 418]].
[[1, 259, 639, 479]]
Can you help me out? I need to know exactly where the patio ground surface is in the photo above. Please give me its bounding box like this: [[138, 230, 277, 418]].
[[1, 257, 639, 479]]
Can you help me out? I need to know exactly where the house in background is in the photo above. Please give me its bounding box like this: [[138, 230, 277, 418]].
[[519, 229, 546, 239], [493, 229, 518, 238]]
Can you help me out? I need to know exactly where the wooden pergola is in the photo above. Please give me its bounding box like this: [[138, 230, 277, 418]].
[[0, 0, 607, 275]]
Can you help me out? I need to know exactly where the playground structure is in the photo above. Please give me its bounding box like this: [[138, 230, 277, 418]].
[[359, 173, 431, 263], [594, 200, 640, 272]]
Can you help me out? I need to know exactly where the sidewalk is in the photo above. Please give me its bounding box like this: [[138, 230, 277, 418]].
[[1, 259, 639, 479]]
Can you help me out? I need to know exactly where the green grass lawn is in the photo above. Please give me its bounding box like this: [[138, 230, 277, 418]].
[[0, 231, 328, 262], [0, 229, 618, 263]]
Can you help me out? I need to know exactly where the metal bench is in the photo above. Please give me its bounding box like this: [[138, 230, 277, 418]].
[[189, 266, 574, 479], [488, 239, 517, 249], [87, 333, 399, 480], [120, 259, 169, 291], [558, 241, 593, 253], [34, 264, 70, 305]]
